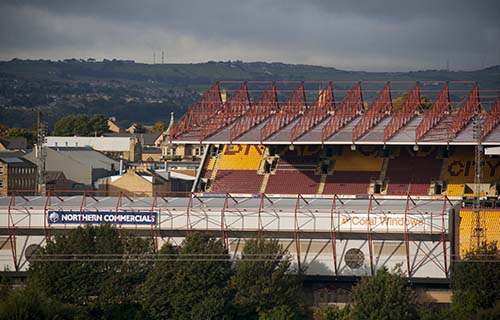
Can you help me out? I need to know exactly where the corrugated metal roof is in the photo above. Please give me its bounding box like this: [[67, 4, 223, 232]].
[[45, 136, 131, 152], [48, 147, 119, 168], [0, 157, 24, 163]]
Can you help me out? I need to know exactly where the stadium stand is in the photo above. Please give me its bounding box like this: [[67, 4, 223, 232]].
[[211, 170, 264, 193], [443, 146, 500, 196], [265, 146, 321, 194], [459, 210, 500, 255], [205, 157, 216, 171], [200, 144, 266, 192], [323, 171, 376, 195], [266, 171, 320, 194], [218, 144, 265, 170], [446, 184, 465, 197], [385, 147, 442, 196], [200, 143, 499, 198], [333, 147, 383, 171], [322, 146, 382, 195]]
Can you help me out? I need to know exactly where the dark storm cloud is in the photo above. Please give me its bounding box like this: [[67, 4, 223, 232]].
[[0, 0, 499, 71]]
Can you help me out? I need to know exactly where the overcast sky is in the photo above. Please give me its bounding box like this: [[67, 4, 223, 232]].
[[0, 0, 499, 71]]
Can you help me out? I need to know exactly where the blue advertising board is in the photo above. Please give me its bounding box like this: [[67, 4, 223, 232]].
[[47, 210, 157, 225]]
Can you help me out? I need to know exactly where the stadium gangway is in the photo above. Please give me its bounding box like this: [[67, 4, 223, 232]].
[[415, 83, 450, 144], [383, 82, 422, 143], [321, 82, 363, 143], [352, 82, 392, 142], [229, 82, 278, 142], [447, 82, 480, 142], [481, 96, 500, 142], [170, 82, 223, 140], [260, 82, 307, 142], [290, 82, 335, 143], [199, 82, 251, 141], [2, 190, 455, 277]]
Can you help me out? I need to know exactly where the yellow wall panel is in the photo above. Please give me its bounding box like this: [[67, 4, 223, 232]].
[[333, 148, 383, 172], [218, 144, 265, 170], [459, 210, 500, 255]]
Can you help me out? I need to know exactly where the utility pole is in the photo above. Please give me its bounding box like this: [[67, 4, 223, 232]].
[[472, 113, 485, 249], [36, 111, 47, 195]]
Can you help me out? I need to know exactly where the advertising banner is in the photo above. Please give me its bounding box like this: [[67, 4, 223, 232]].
[[47, 210, 157, 225]]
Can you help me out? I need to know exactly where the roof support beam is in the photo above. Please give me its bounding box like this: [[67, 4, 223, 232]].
[[170, 82, 223, 140], [260, 82, 307, 142], [352, 82, 392, 142], [384, 82, 421, 143], [229, 82, 278, 142], [291, 82, 335, 142], [481, 96, 500, 142], [321, 82, 363, 143], [199, 82, 250, 141], [448, 82, 480, 141], [415, 83, 450, 143]]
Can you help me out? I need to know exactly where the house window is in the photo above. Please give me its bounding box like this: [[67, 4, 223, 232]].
[[0, 179, 3, 188], [0, 166, 3, 174], [195, 146, 204, 156]]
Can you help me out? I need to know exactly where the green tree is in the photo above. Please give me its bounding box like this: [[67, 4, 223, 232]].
[[53, 114, 109, 136], [0, 286, 87, 320], [0, 124, 9, 136], [259, 305, 300, 320], [451, 241, 500, 319], [416, 305, 453, 320], [230, 239, 306, 319], [1, 127, 37, 146], [350, 267, 416, 320], [151, 121, 166, 133], [143, 233, 234, 320], [28, 224, 154, 317], [313, 305, 351, 320], [391, 94, 432, 111]]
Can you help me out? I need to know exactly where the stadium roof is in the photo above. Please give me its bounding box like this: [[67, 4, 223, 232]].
[[170, 81, 500, 146], [0, 194, 459, 215]]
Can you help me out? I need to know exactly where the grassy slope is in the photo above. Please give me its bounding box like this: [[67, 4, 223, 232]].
[[0, 60, 498, 129], [1, 60, 499, 87]]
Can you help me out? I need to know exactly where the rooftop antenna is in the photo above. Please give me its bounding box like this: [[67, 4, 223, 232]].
[[162, 51, 165, 64], [472, 101, 485, 249], [36, 111, 47, 194]]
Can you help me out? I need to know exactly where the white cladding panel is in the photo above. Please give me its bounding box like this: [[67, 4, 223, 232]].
[[45, 136, 131, 152], [0, 195, 456, 278]]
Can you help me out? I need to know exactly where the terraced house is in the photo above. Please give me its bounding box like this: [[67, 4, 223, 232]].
[[0, 156, 37, 196]]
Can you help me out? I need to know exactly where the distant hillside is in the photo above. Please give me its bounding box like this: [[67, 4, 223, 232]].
[[0, 59, 499, 129]]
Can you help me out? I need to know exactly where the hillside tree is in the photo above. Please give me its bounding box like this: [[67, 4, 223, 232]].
[[0, 127, 37, 146], [451, 241, 500, 319], [143, 233, 234, 320], [53, 114, 109, 136], [229, 239, 306, 319], [350, 267, 416, 320], [151, 121, 166, 133], [28, 224, 155, 318]]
